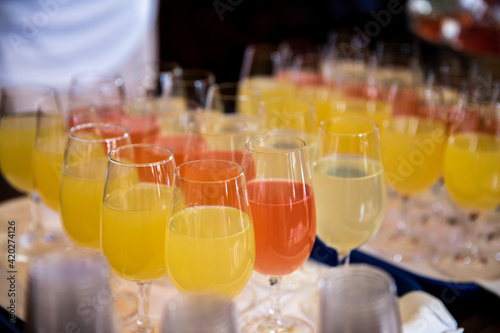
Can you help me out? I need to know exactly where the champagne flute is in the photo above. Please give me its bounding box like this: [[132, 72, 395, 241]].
[[67, 69, 126, 122], [59, 122, 137, 325], [240, 135, 316, 333], [434, 86, 500, 280], [258, 96, 318, 162], [240, 43, 296, 116], [60, 123, 131, 250], [67, 69, 158, 144], [240, 43, 282, 79], [166, 159, 255, 297], [205, 81, 257, 115], [301, 117, 386, 319], [101, 144, 177, 332], [313, 117, 386, 265], [32, 94, 68, 242], [184, 116, 249, 165], [0, 84, 60, 261], [205, 82, 259, 136], [372, 83, 448, 262], [171, 68, 216, 108]]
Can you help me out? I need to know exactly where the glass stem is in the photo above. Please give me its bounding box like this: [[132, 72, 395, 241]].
[[268, 276, 285, 327], [136, 281, 152, 333], [397, 195, 412, 237], [337, 250, 351, 266], [21, 192, 43, 247], [462, 213, 480, 258]]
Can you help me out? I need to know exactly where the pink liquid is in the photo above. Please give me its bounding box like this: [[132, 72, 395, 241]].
[[247, 180, 316, 276]]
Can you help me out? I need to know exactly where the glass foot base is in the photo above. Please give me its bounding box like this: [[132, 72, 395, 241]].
[[121, 318, 160, 333], [14, 234, 67, 262], [433, 251, 500, 282], [240, 315, 314, 333]]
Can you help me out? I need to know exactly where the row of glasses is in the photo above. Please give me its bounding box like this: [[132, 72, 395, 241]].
[[239, 40, 500, 280], [0, 85, 66, 261], [435, 83, 500, 281]]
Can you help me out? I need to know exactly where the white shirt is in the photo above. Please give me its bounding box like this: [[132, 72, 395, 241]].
[[0, 0, 159, 98]]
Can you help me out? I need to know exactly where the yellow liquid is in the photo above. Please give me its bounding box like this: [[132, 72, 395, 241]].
[[335, 97, 392, 129], [167, 206, 255, 298], [0, 114, 37, 193], [381, 117, 446, 196], [60, 157, 109, 250], [240, 77, 296, 116], [312, 156, 385, 253], [443, 133, 500, 210], [296, 85, 343, 126], [102, 183, 179, 281], [32, 134, 66, 211]]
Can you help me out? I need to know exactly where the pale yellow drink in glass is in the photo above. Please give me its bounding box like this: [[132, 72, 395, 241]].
[[32, 133, 66, 211], [443, 133, 500, 210], [60, 157, 108, 250], [312, 156, 386, 254], [381, 116, 446, 196], [167, 206, 255, 298], [0, 114, 37, 193], [102, 183, 177, 281]]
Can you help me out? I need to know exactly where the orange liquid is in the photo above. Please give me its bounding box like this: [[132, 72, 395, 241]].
[[247, 180, 316, 276]]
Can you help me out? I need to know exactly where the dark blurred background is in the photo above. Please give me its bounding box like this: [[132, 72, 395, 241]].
[[157, 0, 413, 82]]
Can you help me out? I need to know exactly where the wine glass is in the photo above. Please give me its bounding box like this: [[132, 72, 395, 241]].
[[434, 84, 500, 280], [0, 84, 61, 261], [66, 69, 158, 144], [240, 43, 296, 115], [313, 116, 386, 265], [258, 96, 318, 162], [32, 94, 68, 242], [60, 123, 131, 250], [277, 38, 322, 81], [205, 82, 260, 137], [240, 43, 282, 79], [240, 135, 316, 333], [184, 116, 249, 165], [318, 264, 402, 333], [171, 68, 215, 108], [165, 159, 255, 297], [372, 87, 447, 262], [101, 144, 177, 332], [205, 81, 258, 116], [67, 69, 126, 121]]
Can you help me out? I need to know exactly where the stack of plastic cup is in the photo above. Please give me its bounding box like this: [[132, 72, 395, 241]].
[[318, 264, 402, 333], [24, 249, 118, 333], [161, 293, 237, 333]]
